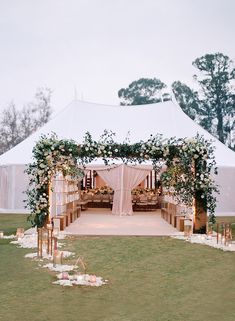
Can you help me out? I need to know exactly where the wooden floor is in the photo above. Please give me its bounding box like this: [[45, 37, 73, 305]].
[[64, 208, 183, 236]]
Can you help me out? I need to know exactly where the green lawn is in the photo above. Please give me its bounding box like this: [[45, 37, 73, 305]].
[[0, 215, 235, 321], [0, 214, 31, 235]]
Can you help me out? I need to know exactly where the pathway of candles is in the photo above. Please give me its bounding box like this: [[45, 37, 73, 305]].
[[9, 230, 108, 287], [172, 234, 235, 251]]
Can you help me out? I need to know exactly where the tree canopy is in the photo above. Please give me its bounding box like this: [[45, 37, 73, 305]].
[[171, 81, 201, 121], [173, 53, 235, 149], [192, 53, 235, 145], [0, 87, 52, 155], [118, 78, 168, 105]]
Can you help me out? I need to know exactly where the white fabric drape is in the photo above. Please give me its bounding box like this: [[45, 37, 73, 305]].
[[0, 164, 28, 211], [96, 164, 152, 215]]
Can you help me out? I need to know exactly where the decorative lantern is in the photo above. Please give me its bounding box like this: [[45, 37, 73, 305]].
[[46, 224, 53, 256], [37, 227, 49, 258], [53, 250, 63, 265], [53, 228, 60, 251], [206, 222, 213, 236], [184, 218, 192, 237], [76, 256, 87, 274], [16, 228, 25, 239], [224, 223, 232, 246], [216, 222, 232, 246]]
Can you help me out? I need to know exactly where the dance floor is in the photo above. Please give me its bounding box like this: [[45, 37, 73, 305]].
[[64, 208, 183, 236]]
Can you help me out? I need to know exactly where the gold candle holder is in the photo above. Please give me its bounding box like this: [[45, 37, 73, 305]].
[[53, 250, 63, 265], [53, 228, 60, 251], [184, 218, 192, 237], [46, 224, 53, 256], [16, 228, 25, 239], [37, 228, 43, 258], [37, 227, 49, 258]]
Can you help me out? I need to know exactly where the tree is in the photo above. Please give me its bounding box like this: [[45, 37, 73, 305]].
[[0, 102, 21, 153], [0, 87, 52, 155], [193, 53, 235, 144], [171, 81, 201, 121], [19, 87, 52, 141], [118, 78, 168, 105]]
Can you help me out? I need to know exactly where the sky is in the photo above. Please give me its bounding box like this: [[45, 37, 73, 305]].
[[0, 0, 234, 113]]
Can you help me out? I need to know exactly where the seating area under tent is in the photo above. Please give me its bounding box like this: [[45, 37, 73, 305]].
[[79, 168, 161, 211], [48, 160, 194, 234]]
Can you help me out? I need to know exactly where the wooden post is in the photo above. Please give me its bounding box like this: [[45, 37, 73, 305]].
[[146, 175, 149, 188], [37, 228, 42, 258], [154, 170, 157, 191], [193, 158, 207, 233], [194, 194, 207, 232], [48, 182, 52, 224]]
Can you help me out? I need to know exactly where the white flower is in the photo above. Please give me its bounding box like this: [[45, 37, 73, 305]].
[[115, 149, 118, 153]]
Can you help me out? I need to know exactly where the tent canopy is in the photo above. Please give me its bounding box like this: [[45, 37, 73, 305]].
[[0, 100, 235, 214], [0, 99, 235, 166]]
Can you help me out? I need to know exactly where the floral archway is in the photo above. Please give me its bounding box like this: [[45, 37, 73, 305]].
[[25, 130, 218, 230]]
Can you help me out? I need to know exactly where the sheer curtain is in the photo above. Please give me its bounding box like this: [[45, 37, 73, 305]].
[[0, 166, 9, 208], [96, 164, 152, 215]]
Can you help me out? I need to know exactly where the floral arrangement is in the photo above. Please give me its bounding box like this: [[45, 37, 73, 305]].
[[26, 131, 218, 227], [79, 131, 218, 222], [82, 187, 114, 195], [160, 135, 218, 222], [132, 188, 157, 195], [25, 134, 84, 227]]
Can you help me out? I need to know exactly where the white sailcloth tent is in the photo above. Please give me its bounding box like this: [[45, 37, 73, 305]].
[[0, 99, 235, 214]]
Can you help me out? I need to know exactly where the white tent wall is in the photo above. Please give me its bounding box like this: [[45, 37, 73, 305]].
[[0, 165, 233, 216], [213, 166, 235, 215], [0, 164, 29, 212]]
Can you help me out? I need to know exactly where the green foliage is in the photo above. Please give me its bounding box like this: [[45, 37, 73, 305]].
[[0, 87, 52, 155], [118, 78, 168, 105], [171, 81, 201, 120], [25, 134, 84, 227], [26, 131, 218, 227], [78, 131, 218, 219], [193, 53, 235, 146]]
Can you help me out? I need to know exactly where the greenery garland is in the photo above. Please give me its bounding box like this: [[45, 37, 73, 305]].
[[25, 134, 84, 227], [25, 131, 218, 227]]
